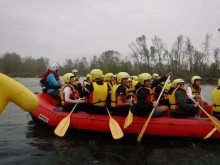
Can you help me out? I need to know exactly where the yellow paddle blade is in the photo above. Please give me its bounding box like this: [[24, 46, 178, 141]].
[[203, 128, 217, 140], [137, 113, 153, 142], [124, 110, 133, 129], [109, 116, 124, 139], [54, 114, 71, 137], [208, 114, 220, 132]]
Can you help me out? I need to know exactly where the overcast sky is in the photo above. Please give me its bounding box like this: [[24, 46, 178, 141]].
[[0, 0, 219, 65]]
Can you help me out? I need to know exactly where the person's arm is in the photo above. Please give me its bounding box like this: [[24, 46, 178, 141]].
[[186, 86, 195, 98], [78, 83, 93, 98], [176, 90, 197, 110], [115, 86, 132, 107], [47, 74, 61, 87], [64, 87, 84, 103]]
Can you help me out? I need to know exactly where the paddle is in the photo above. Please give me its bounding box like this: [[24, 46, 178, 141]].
[[204, 128, 217, 140], [106, 107, 124, 139], [187, 95, 220, 139], [124, 96, 133, 129], [54, 98, 81, 137], [137, 75, 171, 142]]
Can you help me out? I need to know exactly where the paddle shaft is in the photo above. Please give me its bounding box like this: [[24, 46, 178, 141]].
[[54, 98, 81, 137], [187, 94, 209, 116], [137, 75, 171, 142]]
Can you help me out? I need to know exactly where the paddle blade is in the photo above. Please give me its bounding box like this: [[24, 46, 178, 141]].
[[54, 114, 71, 137], [203, 128, 217, 140], [208, 114, 220, 132], [124, 110, 133, 129], [109, 116, 124, 139], [137, 113, 153, 142]]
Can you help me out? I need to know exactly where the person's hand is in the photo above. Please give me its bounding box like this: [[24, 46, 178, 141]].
[[194, 102, 199, 107], [129, 103, 133, 107], [166, 72, 173, 77], [152, 101, 158, 108], [195, 95, 201, 99], [58, 79, 62, 84]]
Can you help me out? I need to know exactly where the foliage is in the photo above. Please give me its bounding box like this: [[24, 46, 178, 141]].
[[0, 33, 219, 81]]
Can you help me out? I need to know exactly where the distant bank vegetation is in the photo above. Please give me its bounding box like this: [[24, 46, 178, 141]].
[[0, 34, 219, 84]]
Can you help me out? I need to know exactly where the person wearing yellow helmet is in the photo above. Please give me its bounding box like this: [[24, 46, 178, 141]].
[[104, 73, 114, 89], [134, 72, 172, 117], [187, 76, 207, 117], [152, 77, 170, 107], [60, 73, 85, 111], [83, 74, 91, 85], [152, 73, 159, 82], [168, 79, 199, 117], [211, 79, 220, 120], [78, 69, 111, 114], [40, 62, 62, 100], [112, 74, 117, 85], [110, 72, 136, 116]]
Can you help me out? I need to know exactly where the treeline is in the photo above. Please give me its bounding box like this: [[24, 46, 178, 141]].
[[0, 34, 219, 82]]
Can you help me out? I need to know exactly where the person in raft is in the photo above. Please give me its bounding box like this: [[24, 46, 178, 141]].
[[134, 72, 171, 117], [152, 78, 170, 107], [186, 76, 208, 117], [211, 79, 220, 120], [83, 74, 91, 86], [152, 73, 159, 82], [110, 72, 137, 116], [59, 73, 85, 111], [78, 69, 111, 114], [41, 62, 62, 100], [168, 79, 199, 117]]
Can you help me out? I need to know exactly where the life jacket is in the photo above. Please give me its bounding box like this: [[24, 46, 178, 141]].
[[152, 84, 164, 101], [188, 84, 201, 96], [88, 82, 108, 107], [132, 80, 138, 88], [135, 87, 153, 103], [212, 87, 220, 112], [169, 87, 188, 110], [40, 69, 60, 93], [60, 84, 77, 106], [164, 84, 171, 94], [106, 81, 113, 90], [110, 84, 128, 107]]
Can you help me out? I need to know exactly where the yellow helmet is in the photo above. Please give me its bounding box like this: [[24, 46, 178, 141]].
[[152, 73, 159, 79], [104, 73, 113, 81], [90, 69, 103, 81], [172, 79, 184, 88], [63, 73, 75, 83], [132, 76, 138, 81], [191, 76, 201, 84], [117, 72, 130, 83], [138, 73, 152, 85], [86, 74, 91, 78]]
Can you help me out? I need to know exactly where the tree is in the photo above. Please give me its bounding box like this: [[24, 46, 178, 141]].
[[129, 35, 151, 73]]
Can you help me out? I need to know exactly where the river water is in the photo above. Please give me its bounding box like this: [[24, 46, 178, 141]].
[[0, 78, 220, 165]]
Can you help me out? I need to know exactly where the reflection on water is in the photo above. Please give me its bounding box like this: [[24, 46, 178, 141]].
[[1, 78, 220, 165]]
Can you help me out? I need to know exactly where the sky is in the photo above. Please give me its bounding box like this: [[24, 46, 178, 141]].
[[0, 0, 219, 66]]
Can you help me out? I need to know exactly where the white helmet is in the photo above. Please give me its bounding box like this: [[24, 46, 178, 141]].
[[72, 69, 78, 73], [49, 62, 59, 71]]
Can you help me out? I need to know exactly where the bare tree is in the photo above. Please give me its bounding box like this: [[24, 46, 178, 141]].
[[201, 33, 212, 66]]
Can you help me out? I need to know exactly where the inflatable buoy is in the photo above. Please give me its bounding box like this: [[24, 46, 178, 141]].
[[0, 73, 39, 114]]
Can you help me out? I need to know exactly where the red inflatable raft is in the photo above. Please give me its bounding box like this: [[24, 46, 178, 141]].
[[30, 93, 220, 139]]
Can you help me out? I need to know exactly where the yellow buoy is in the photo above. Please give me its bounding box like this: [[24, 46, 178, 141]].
[[0, 73, 39, 114]]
